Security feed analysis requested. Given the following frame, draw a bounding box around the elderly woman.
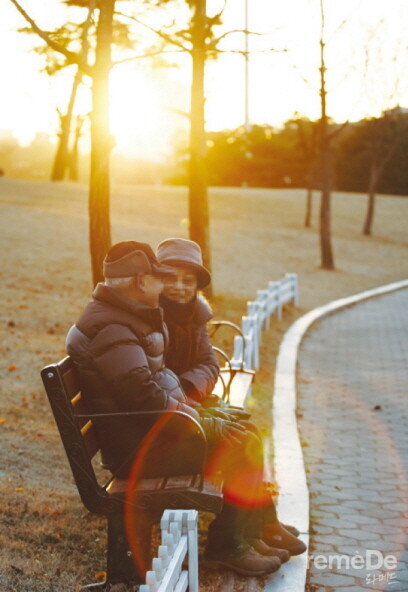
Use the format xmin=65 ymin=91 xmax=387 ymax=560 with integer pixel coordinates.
xmin=156 ymin=238 xmax=218 ymax=406
xmin=156 ymin=238 xmax=306 ymax=564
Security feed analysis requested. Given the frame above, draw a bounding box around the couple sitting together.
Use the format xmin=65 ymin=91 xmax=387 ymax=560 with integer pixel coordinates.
xmin=66 ymin=237 xmax=306 ymax=579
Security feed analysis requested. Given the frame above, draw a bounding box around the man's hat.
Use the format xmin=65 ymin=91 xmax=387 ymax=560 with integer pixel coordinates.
xmin=103 ymin=241 xmax=176 ymax=279
xmin=156 ymin=238 xmax=211 ymax=289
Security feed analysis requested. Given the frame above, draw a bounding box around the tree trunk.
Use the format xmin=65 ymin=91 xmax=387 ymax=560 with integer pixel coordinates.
xmin=319 ymin=118 xmax=334 ymax=269
xmin=69 ymin=115 xmax=84 ymax=181
xmin=304 ymin=170 xmax=313 ymax=227
xmin=363 ymin=165 xmax=377 ymax=236
xmin=318 ymin=5 xmax=334 ymax=270
xmin=51 ymin=68 xmax=82 ymax=181
xmin=89 ymin=0 xmax=114 ymax=285
xmin=189 ymin=0 xmax=212 ymax=295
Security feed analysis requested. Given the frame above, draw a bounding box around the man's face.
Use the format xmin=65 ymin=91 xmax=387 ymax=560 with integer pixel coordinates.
xmin=140 ymin=273 xmax=164 ymax=306
xmin=163 ymin=267 xmax=198 ymax=304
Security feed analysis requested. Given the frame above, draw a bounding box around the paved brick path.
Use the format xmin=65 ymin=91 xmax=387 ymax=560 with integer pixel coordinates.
xmin=297 ymin=289 xmax=408 ymax=592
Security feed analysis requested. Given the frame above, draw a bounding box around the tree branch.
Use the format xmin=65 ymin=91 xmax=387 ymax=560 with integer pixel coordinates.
xmin=213 ymin=28 xmax=265 ymax=45
xmin=8 ymin=0 xmax=92 ymax=75
xmin=112 ymin=48 xmax=184 ymax=66
xmin=114 ymin=11 xmax=190 ymax=53
xmin=165 ymin=107 xmax=190 ymax=120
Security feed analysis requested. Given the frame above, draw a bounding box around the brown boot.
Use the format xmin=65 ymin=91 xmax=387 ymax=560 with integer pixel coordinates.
xmin=282 ymin=523 xmax=300 ymax=537
xmin=204 ymin=542 xmax=281 ymax=576
xmin=247 ymin=538 xmax=290 ymax=563
xmin=263 ymin=522 xmax=307 ymax=556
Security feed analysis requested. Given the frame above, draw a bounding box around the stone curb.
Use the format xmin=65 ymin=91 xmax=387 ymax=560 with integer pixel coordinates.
xmin=264 ymin=278 xmax=408 ymax=592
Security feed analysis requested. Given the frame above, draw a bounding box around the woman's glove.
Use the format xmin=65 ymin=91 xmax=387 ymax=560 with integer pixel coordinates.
xmin=200 ymin=416 xmax=248 ymax=445
xmin=201 ymin=394 xmax=222 ymax=408
xmin=223 ymin=407 xmax=251 ymax=421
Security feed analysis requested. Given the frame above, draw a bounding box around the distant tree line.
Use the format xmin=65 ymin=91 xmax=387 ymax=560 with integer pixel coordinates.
xmin=170 ymin=110 xmax=408 ymax=197
xmin=0 ymin=131 xmax=172 ymax=184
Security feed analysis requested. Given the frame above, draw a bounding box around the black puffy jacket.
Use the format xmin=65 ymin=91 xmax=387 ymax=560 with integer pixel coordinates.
xmin=66 ymin=283 xmax=194 ymax=474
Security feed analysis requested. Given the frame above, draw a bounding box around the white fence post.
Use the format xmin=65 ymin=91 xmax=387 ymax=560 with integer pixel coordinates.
xmin=268 ymin=280 xmax=282 ymax=320
xmin=141 ymin=509 xmax=198 ymax=592
xmin=231 ymin=335 xmax=244 ymax=369
xmin=256 ymin=290 xmax=270 ymax=330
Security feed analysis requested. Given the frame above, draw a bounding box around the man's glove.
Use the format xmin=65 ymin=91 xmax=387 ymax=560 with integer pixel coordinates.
xmin=200 ymin=416 xmax=248 ymax=446
xmin=168 ymin=396 xmax=200 ymax=422
xmin=177 ymin=401 xmax=200 ymax=421
xmin=199 ymin=406 xmax=232 ymax=421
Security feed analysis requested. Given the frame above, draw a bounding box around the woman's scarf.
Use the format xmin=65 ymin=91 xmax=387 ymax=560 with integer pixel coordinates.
xmin=160 ymin=295 xmax=198 ymax=376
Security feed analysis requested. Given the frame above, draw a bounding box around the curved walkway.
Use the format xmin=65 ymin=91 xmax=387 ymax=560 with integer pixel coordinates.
xmin=297 ymin=288 xmax=408 ymax=591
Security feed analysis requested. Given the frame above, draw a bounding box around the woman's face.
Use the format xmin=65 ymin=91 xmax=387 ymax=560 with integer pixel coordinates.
xmin=163 ymin=267 xmax=198 ymax=304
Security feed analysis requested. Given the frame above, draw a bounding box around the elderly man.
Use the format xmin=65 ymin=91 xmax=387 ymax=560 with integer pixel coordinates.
xmin=66 ymin=240 xmax=283 ymax=579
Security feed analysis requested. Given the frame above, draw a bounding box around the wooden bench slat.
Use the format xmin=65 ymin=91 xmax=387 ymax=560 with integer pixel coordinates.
xmin=164 ymin=475 xmax=196 ymax=489
xmin=80 ymin=419 xmax=93 ymax=436
xmin=106 ymin=477 xmax=166 ymax=494
xmin=71 ymin=392 xmax=81 ymax=405
xmin=227 ymin=372 xmax=254 ymax=408
xmin=61 ymin=366 xmax=80 ymax=399
xmin=213 ymin=369 xmax=231 ymax=397
xmin=105 ymin=475 xmax=223 ymax=498
xmin=82 ymin=424 xmax=101 ymax=459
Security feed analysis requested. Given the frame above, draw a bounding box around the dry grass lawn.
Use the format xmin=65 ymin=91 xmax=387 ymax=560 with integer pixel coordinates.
xmin=0 ymin=179 xmax=407 ymax=591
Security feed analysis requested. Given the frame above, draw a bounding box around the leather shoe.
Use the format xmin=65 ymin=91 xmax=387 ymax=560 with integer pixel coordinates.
xmin=263 ymin=523 xmax=307 ymax=556
xmin=204 ymin=543 xmax=281 ymax=576
xmin=247 ymin=538 xmax=290 ymax=562
xmin=282 ymin=523 xmax=300 ymax=537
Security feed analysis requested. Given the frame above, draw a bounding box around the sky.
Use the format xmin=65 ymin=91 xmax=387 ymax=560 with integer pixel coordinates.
xmin=1 ymin=0 xmax=408 ymax=159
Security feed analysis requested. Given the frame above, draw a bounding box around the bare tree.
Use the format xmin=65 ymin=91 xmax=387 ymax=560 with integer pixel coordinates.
xmin=54 ymin=8 xmax=93 ymax=181
xmin=318 ymin=0 xmax=334 ymax=269
xmin=188 ymin=0 xmax=211 ymax=285
xmin=117 ymin=2 xmax=255 ymax=296
xmin=293 ymin=117 xmax=319 ymax=227
xmin=68 ymin=114 xmax=86 ymax=181
xmin=10 ymin=0 xmax=115 ymax=284
xmin=362 ymin=109 xmax=405 ymax=235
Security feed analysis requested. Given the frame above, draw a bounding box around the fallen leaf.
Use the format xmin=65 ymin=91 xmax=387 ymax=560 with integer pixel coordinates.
xmin=50 ymin=509 xmax=63 ymax=517
xmin=19 ymin=305 xmax=28 ymax=309
xmin=8 ymin=365 xmax=17 ymax=372
xmin=36 ymin=433 xmax=44 ymax=438
xmin=373 ymin=404 xmax=382 ymax=411
xmin=94 ymin=571 xmax=107 ymax=582
xmin=15 ymin=487 xmax=23 ymax=492
xmin=21 ymin=397 xmax=27 ymax=402
xmin=0 ymin=419 xmax=6 ymax=425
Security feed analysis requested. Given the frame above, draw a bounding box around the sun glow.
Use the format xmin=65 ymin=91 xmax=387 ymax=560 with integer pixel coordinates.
xmin=108 ymin=68 xmax=179 ymax=160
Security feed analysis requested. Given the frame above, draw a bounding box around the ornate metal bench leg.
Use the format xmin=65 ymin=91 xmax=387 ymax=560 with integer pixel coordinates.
xmin=107 ymin=511 xmax=151 ymax=586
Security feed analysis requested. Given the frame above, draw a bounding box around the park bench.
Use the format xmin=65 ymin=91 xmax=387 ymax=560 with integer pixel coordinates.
xmin=40 ymin=273 xmax=298 ymax=590
xmin=41 ymin=358 xmax=223 ymax=590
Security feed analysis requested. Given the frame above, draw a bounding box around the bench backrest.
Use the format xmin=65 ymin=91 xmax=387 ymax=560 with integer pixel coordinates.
xmin=41 ymin=357 xmax=109 ymax=514
xmin=41 ymin=357 xmax=210 ymax=516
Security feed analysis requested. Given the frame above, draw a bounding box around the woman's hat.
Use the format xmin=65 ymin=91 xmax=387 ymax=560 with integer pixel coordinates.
xmin=156 ymin=238 xmax=211 ymax=289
